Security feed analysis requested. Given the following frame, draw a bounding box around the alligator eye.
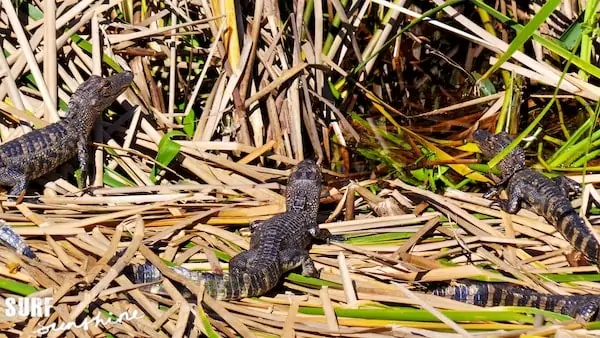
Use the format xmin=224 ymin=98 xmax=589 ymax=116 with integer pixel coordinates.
xmin=100 ymin=82 xmax=113 ymax=97
xmin=102 ymin=82 xmax=112 ymax=90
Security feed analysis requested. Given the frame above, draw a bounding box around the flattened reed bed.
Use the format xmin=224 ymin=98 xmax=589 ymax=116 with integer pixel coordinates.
xmin=1 ymin=178 xmax=600 ymax=336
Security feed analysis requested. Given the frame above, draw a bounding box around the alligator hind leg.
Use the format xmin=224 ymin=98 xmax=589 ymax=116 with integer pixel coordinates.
xmin=228 ymin=250 xmax=256 ymax=274
xmin=279 ymin=249 xmax=319 ymax=278
xmin=554 ymin=176 xmax=582 ymax=197
xmin=77 ymin=136 xmax=90 ymax=189
xmin=0 ymin=168 xmax=29 ymax=199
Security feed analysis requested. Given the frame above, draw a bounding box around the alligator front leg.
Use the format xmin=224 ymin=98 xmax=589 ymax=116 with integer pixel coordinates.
xmin=8 ymin=177 xmax=28 ymax=197
xmin=77 ymin=136 xmax=90 ymax=189
xmin=0 ymin=168 xmax=29 ymax=198
xmin=492 ymin=181 xmax=526 ymax=214
xmin=482 ymin=172 xmax=513 ymax=199
xmin=308 ymin=223 xmax=344 ymax=242
xmin=0 ymin=224 xmax=36 ymax=258
xmin=483 ymin=186 xmax=501 ymax=199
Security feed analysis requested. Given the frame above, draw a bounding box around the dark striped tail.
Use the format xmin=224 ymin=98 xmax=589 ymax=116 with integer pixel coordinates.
xmin=129 ymin=264 xmax=275 ymax=300
xmin=429 ymin=281 xmax=600 ymax=322
xmin=0 ymin=222 xmax=36 ymax=259
xmin=430 ymin=282 xmax=555 ymax=309
xmin=556 ymin=211 xmax=600 ymax=264
xmin=171 ymin=265 xmax=278 ymax=300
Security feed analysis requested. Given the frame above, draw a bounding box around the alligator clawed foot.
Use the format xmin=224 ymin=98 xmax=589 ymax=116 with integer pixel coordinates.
xmin=327 ymin=234 xmax=345 ymax=243
xmin=6 ymin=194 xmax=41 ymax=205
xmin=489 ymin=199 xmax=503 ymax=209
xmin=80 ymin=185 xmax=102 ymax=196
xmin=482 ymin=186 xmax=500 ymax=200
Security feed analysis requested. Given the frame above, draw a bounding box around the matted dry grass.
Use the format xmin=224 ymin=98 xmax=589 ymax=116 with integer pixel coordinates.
xmin=2 ymin=175 xmax=600 ymax=336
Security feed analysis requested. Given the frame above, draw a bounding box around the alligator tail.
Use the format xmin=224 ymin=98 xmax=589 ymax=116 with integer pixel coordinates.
xmin=130 ymin=264 xmax=275 ymax=300
xmin=430 ymin=282 xmax=557 ymax=309
xmin=556 ymin=210 xmax=600 ymax=264
xmin=0 ymin=221 xmax=36 ymax=259
xmin=429 ymin=281 xmax=600 ymax=321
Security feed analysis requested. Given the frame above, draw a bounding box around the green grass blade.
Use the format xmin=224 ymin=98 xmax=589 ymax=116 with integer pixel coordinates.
xmin=545 ymin=117 xmax=593 ymax=165
xmin=299 ymin=306 xmax=537 ymax=323
xmin=0 ymin=277 xmax=38 ymax=296
xmin=471 ymin=0 xmax=600 ymax=78
xmin=103 ymin=167 xmax=136 ymax=187
xmin=197 ymin=304 xmax=220 ymax=338
xmin=559 ymin=11 xmax=585 ymax=50
xmin=286 ymin=273 xmax=342 ymax=288
xmin=479 ymin=0 xmax=562 ymax=81
xmin=540 ymin=273 xmax=600 ymax=283
xmin=181 ymin=104 xmax=196 ymax=137
xmin=578 ymin=0 xmax=600 ymax=81
xmin=150 ymin=131 xmax=186 ymax=183
xmin=70 ymin=34 xmax=123 ymax=72
xmin=344 ymin=232 xmax=414 ymax=245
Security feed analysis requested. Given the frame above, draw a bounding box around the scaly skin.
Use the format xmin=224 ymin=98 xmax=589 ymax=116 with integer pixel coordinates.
xmin=0 ymin=220 xmax=36 ymax=259
xmin=429 ymin=281 xmax=600 ymax=322
xmin=473 ymin=129 xmax=600 ymax=264
xmin=0 ymin=71 xmax=133 ymax=196
xmin=132 ymin=159 xmax=338 ymax=300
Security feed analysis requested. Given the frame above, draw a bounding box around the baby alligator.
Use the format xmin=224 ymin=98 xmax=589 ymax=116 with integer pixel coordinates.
xmin=132 ymin=159 xmax=339 ymax=300
xmin=473 ymin=129 xmax=600 ymax=264
xmin=0 ymin=71 xmax=132 ymax=196
xmin=0 ymin=72 xmax=132 ymax=259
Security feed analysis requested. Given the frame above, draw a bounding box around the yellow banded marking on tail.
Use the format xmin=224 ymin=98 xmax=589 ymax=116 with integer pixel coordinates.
xmin=539 ymin=295 xmax=548 ymax=311
xmin=554 ymin=299 xmax=567 ymax=313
